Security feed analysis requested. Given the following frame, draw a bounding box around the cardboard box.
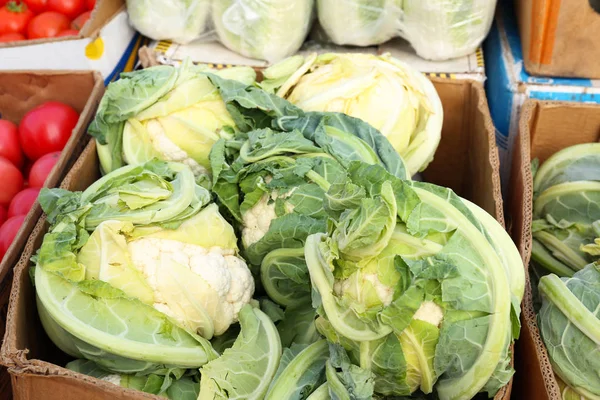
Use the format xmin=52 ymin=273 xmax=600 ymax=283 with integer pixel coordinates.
xmin=0 ymin=0 xmax=142 ymax=84
xmin=138 ymin=38 xmax=486 ymax=82
xmin=508 ymin=99 xmax=600 ymax=400
xmin=516 ymin=0 xmax=600 ymax=79
xmin=0 ymin=70 xmax=104 ymax=400
xmin=484 ymin=2 xmax=600 ymax=192
xmin=1 ymin=79 xmax=509 ymax=400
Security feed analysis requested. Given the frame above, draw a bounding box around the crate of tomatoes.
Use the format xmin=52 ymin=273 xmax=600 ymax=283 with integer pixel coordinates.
xmin=0 ymin=70 xmax=103 ymax=400
xmin=0 ymin=0 xmax=139 ymax=83
xmin=0 ymin=0 xmax=95 ymax=42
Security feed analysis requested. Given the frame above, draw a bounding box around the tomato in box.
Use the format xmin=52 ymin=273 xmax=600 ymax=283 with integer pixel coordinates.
xmin=0 ymin=1 xmax=33 ymax=36
xmin=18 ymin=101 xmax=79 ymax=160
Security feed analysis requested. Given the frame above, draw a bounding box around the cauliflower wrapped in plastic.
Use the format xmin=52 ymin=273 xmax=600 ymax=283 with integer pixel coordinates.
xmin=125 ymin=0 xmax=211 ymax=44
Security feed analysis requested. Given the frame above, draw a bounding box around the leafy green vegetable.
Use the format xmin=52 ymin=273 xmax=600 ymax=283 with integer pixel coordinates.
xmin=260 ymin=53 xmax=443 ymax=175
xmin=34 ymin=161 xmax=255 ymax=375
xmin=304 ymin=162 xmax=524 ymax=399
xmin=265 ymin=340 xmax=329 ymax=400
xmin=89 ymin=60 xmax=256 ymax=175
xmin=538 ymin=263 xmax=600 ymax=400
xmin=212 ymin=0 xmax=314 ymax=63
xmin=199 ymin=305 xmax=282 ymax=400
xmin=531 ymin=144 xmax=600 ymax=276
xmin=66 ymin=359 xmax=200 ymax=399
xmin=208 ymin=75 xmax=410 ymax=280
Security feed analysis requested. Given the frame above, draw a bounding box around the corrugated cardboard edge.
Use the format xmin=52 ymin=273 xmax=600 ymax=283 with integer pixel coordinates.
xmin=468 ymin=79 xmax=504 ymax=229
xmin=509 ymin=99 xmax=562 ymax=400
xmin=1 ymin=80 xmax=512 ymax=400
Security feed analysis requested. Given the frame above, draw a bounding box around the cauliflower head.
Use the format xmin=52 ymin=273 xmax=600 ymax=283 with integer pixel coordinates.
xmin=242 ymin=185 xmax=296 ymax=248
xmin=123 ymin=119 xmax=208 ymax=177
xmin=128 ymin=237 xmax=254 ymax=338
xmin=77 ymin=204 xmax=254 ymax=340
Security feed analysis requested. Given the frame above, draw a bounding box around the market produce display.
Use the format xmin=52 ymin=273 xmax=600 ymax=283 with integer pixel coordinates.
xmin=0 ymin=0 xmax=95 ymax=41
xmin=25 ymin=72 xmax=526 ymax=400
xmin=261 ymin=53 xmax=443 ymax=175
xmin=88 ymin=60 xmax=256 ymax=176
xmin=530 ymin=143 xmax=600 ymax=277
xmin=0 ymin=101 xmax=80 ymax=262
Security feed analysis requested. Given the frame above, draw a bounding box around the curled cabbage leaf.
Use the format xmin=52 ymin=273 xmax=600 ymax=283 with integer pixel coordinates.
xmin=531 ymin=143 xmax=600 ymax=277
xmin=212 ymin=0 xmax=315 ymax=63
xmin=538 ymin=263 xmax=600 ymax=399
xmin=125 ymin=0 xmax=211 ymax=44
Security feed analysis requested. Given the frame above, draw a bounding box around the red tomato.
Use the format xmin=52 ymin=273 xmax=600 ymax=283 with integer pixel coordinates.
xmin=7 ymin=188 xmax=39 ymax=218
xmin=56 ymin=28 xmax=78 ymax=36
xmin=28 ymin=152 xmax=60 ymax=188
xmin=26 ymin=11 xmax=70 ymax=39
xmin=70 ymin=10 xmax=89 ymax=30
xmin=0 ymin=157 xmax=23 ymax=206
xmin=85 ymin=0 xmax=93 ymax=10
xmin=0 ymin=215 xmax=25 ymax=260
xmin=23 ymin=0 xmax=47 ymax=13
xmin=47 ymin=0 xmax=83 ymax=19
xmin=0 ymin=1 xmax=34 ymax=35
xmin=18 ymin=101 xmax=79 ymax=160
xmin=0 ymin=206 xmax=6 ymax=227
xmin=0 ymin=32 xmax=25 ymax=42
xmin=0 ymin=120 xmax=24 ymax=169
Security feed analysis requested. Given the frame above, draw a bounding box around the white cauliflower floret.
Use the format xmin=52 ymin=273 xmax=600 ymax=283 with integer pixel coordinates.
xmin=413 ymin=300 xmax=444 ymax=327
xmin=241 ymin=185 xmax=296 ymax=248
xmin=146 ymin=120 xmax=208 ymax=177
xmin=335 ymin=273 xmax=394 ymax=306
xmin=101 ymin=374 xmax=122 ymax=386
xmin=128 ymin=237 xmax=254 ymax=337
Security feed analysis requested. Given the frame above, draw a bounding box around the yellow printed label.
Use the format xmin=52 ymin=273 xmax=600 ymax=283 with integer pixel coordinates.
xmin=85 ymin=37 xmax=105 ymax=60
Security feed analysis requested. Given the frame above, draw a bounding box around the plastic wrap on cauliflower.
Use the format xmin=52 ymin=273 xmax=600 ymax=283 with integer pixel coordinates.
xmin=316 ymin=0 xmax=401 ymax=47
xmin=212 ymin=0 xmax=315 ymax=63
xmin=125 ymin=0 xmax=211 ymax=44
xmin=316 ymin=0 xmax=497 ymax=61
xmin=399 ymin=0 xmax=497 ymax=60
